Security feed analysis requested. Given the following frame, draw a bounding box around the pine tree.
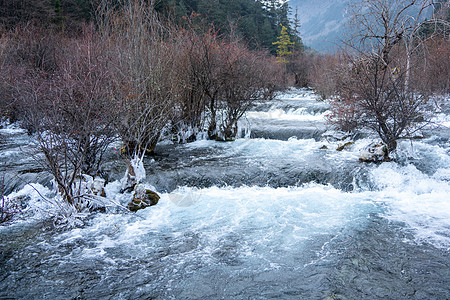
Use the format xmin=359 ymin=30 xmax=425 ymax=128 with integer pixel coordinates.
xmin=53 ymin=0 xmax=63 ymax=24
xmin=291 ymin=6 xmax=304 ymax=50
xmin=273 ymin=24 xmax=294 ymax=63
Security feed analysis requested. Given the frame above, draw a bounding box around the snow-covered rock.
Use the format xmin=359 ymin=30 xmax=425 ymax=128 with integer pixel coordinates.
xmin=72 ymin=174 xmax=94 ymax=196
xmin=92 ymin=177 xmax=106 ymax=197
xmin=359 ymin=142 xmax=389 ymax=162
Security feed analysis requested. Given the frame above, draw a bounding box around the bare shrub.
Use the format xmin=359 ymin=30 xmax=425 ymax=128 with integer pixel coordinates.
xmin=10 ymin=25 xmax=118 ymax=205
xmin=171 ymin=33 xmax=209 ymax=142
xmin=217 ymin=42 xmax=283 ymax=140
xmin=0 ymin=26 xmax=61 ymax=126
xmin=286 ymin=51 xmax=313 ymax=88
xmin=170 ymin=27 xmax=223 ymax=142
xmin=413 ymin=37 xmax=450 ymax=94
xmin=309 ymin=54 xmax=343 ymax=100
xmin=0 ymin=33 xmax=14 ymax=122
xmin=330 ymin=0 xmax=437 ymax=155
xmin=172 ymin=24 xmax=285 ymax=142
xmin=100 ymin=0 xmax=178 ymax=157
xmin=0 ymin=174 xmax=20 ymax=224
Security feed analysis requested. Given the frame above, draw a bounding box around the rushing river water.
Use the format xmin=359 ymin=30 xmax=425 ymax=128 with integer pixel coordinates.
xmin=1 ymin=89 xmax=449 ymax=299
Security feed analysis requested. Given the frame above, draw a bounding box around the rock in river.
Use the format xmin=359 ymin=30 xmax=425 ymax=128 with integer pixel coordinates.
xmin=127 ymin=184 xmax=160 ymax=212
xmin=359 ymin=142 xmax=390 ymax=162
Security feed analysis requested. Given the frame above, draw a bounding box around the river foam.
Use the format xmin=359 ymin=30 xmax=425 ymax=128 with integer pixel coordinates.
xmin=1 ymin=88 xmax=449 ymax=299
xmin=370 ymin=163 xmax=450 ymax=249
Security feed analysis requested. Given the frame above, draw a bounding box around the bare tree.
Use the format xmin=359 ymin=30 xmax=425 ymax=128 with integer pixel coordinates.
xmin=100 ymin=0 xmax=177 ymax=158
xmin=331 ymin=0 xmax=438 ymax=155
xmin=10 ymin=25 xmax=118 ymax=205
xmin=94 ymin=0 xmax=181 ymax=191
xmin=217 ymin=42 xmax=284 ymax=140
xmin=171 ymin=22 xmax=285 ymax=142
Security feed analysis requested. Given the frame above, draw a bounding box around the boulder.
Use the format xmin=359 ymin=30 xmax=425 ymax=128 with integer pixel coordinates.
xmin=127 ymin=184 xmax=160 ymax=212
xmin=359 ymin=142 xmax=390 ymax=162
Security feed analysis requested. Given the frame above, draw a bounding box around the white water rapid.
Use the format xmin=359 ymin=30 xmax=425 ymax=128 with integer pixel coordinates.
xmin=1 ymin=88 xmax=449 ymax=299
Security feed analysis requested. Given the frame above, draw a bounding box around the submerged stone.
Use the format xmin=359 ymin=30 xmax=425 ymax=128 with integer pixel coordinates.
xmin=322 ymin=130 xmax=352 ymax=142
xmin=214 ymin=136 xmax=235 ymax=142
xmin=336 ymin=141 xmax=355 ymax=151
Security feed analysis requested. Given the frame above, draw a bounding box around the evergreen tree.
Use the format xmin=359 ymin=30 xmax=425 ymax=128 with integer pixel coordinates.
xmin=277 ymin=2 xmax=291 ymax=28
xmin=273 ymin=24 xmax=294 ymax=63
xmin=291 ymin=6 xmax=304 ymax=50
xmin=53 ymin=0 xmax=63 ymax=24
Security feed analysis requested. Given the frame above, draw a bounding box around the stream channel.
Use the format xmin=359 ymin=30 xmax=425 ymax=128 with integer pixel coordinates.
xmin=1 ymin=88 xmax=449 ymax=299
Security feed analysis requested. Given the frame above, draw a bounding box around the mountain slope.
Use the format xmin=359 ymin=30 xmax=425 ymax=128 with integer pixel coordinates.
xmin=289 ymin=0 xmax=435 ymax=53
xmin=289 ymin=0 xmax=348 ymax=52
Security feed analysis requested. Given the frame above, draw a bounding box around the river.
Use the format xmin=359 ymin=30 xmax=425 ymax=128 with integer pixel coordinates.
xmin=1 ymin=88 xmax=449 ymax=299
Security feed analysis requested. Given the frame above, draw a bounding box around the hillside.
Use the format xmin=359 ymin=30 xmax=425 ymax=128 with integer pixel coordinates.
xmin=0 ymin=0 xmax=299 ymax=53
xmin=288 ymin=0 xmax=349 ymax=52
xmin=288 ymin=0 xmax=436 ymax=52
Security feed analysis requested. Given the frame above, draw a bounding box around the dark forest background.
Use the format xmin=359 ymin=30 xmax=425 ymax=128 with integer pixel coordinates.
xmin=0 ymin=0 xmax=303 ymax=53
